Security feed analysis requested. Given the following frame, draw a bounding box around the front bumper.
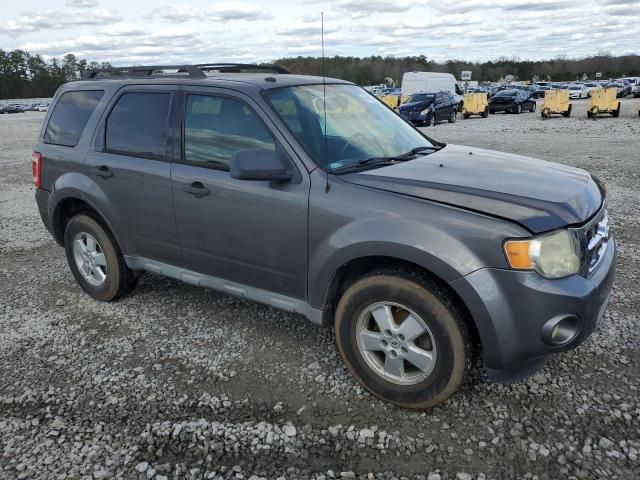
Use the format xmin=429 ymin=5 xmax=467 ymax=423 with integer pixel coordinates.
xmin=489 ymin=101 xmax=515 ymax=111
xmin=399 ymin=111 xmax=432 ymax=124
xmin=450 ymin=236 xmax=616 ymax=374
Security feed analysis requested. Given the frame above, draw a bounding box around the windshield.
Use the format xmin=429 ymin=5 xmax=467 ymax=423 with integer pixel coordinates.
xmin=408 ymin=93 xmax=436 ymax=103
xmin=265 ymin=84 xmax=435 ymax=172
xmin=569 ymin=85 xmax=581 ymax=89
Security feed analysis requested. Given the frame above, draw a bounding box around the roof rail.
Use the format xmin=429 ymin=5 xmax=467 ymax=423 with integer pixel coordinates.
xmin=82 ymin=63 xmax=290 ymax=80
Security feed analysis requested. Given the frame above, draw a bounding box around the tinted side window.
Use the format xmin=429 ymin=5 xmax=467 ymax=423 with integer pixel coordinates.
xmin=44 ymin=90 xmax=104 ymax=147
xmin=106 ymin=92 xmax=170 ymax=158
xmin=184 ymin=95 xmax=275 ymax=169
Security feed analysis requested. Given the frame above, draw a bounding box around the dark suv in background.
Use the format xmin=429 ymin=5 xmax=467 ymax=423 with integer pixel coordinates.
xmin=489 ymin=89 xmax=537 ymax=114
xmin=396 ymin=91 xmax=458 ymax=125
xmin=34 ymin=64 xmax=615 ymax=408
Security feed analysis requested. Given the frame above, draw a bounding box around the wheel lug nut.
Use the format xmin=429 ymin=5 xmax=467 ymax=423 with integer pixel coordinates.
xmin=389 ymin=350 xmax=397 ymax=358
xmin=384 ymin=329 xmax=392 ymax=338
xmin=400 ymin=346 xmax=408 ymax=355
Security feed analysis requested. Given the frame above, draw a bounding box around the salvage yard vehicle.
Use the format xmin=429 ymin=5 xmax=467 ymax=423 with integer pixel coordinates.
xmin=587 ymin=87 xmax=621 ymax=119
xmin=488 ymin=89 xmax=536 ymax=114
xmin=401 ymin=72 xmax=463 ymax=110
xmin=0 ymin=105 xmax=25 ymax=114
xmin=461 ymin=92 xmax=489 ymax=119
xmin=541 ymin=89 xmax=572 ymax=119
xmin=34 ymin=64 xmax=616 ymax=408
xmin=396 ymin=91 xmax=458 ymax=125
xmin=567 ymin=84 xmax=590 ymax=99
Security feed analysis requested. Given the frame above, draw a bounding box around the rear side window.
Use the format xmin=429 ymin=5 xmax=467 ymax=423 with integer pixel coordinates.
xmin=44 ymin=90 xmax=104 ymax=147
xmin=105 ymin=92 xmax=170 ymax=158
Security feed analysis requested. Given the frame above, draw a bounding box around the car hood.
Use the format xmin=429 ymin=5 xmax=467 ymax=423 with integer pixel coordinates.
xmin=341 ymin=144 xmax=602 ymax=233
xmin=399 ymin=100 xmax=433 ymax=111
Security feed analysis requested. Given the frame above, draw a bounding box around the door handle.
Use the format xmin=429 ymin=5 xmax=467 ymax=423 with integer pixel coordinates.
xmin=181 ymin=181 xmax=211 ymax=198
xmin=91 ymin=165 xmax=113 ymax=178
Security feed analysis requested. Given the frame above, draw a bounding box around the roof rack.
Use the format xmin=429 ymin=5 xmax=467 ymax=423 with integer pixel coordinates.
xmin=82 ymin=63 xmax=290 ymax=80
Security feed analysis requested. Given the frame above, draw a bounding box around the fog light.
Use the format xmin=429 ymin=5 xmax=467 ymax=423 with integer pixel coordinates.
xmin=541 ymin=315 xmax=581 ymax=346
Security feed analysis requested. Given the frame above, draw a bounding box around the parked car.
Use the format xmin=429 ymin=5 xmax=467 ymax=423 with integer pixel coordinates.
xmin=605 ymin=82 xmax=627 ymax=98
xmin=0 ymin=105 xmax=25 ymax=114
xmin=567 ymin=84 xmax=590 ymax=99
xmin=33 ymin=63 xmax=615 ymax=408
xmin=488 ymin=89 xmax=537 ymax=113
xmin=397 ymin=91 xmax=459 ymax=126
xmin=523 ymin=85 xmax=545 ymax=99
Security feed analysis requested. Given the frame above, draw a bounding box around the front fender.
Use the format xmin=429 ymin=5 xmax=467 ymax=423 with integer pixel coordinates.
xmin=308 ymin=216 xmax=487 ymax=310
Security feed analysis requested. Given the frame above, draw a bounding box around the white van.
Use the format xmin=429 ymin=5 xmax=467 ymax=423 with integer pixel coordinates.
xmin=401 ymin=72 xmax=463 ymax=108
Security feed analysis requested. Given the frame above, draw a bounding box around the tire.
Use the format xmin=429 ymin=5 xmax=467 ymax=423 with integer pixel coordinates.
xmin=481 ymin=107 xmax=489 ymax=118
xmin=530 ymin=102 xmax=536 ymax=112
xmin=64 ymin=214 xmax=138 ymax=301
xmin=463 ymin=113 xmax=470 ymax=120
xmin=334 ymin=270 xmax=471 ymax=408
xmin=612 ymin=102 xmax=620 ymax=117
xmin=448 ymin=110 xmax=457 ymax=123
xmin=489 ymin=109 xmax=495 ymax=114
xmin=514 ymin=104 xmax=522 ymax=114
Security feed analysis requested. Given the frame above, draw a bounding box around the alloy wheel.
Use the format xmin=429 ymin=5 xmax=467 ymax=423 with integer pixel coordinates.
xmin=355 ymin=302 xmax=437 ymax=385
xmin=72 ymin=232 xmax=107 ymax=286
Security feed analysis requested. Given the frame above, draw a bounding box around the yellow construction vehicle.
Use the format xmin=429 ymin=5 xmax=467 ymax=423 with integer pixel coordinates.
xmin=540 ymin=90 xmax=572 ymax=119
xmin=461 ymin=93 xmax=489 ymax=119
xmin=587 ymin=88 xmax=621 ymax=119
xmin=378 ymin=95 xmax=401 ymax=109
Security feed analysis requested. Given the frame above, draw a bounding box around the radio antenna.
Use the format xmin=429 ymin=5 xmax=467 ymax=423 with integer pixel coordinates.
xmin=321 ymin=11 xmax=330 ymax=192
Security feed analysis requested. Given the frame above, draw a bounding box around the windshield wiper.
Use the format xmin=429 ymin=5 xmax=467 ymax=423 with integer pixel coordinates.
xmin=329 ymin=145 xmax=443 ymax=174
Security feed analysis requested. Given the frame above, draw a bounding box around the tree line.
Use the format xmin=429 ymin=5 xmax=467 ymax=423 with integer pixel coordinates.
xmin=2 ymin=49 xmax=639 ymax=99
xmin=0 ymin=50 xmax=110 ymax=100
xmin=276 ymin=53 xmax=640 ymax=86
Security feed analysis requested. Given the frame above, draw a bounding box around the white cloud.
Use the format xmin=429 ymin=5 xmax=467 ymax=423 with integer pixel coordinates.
xmin=101 ymin=22 xmax=147 ymax=36
xmin=152 ymin=2 xmax=270 ymax=22
xmin=0 ymin=9 xmax=121 ymax=34
xmin=66 ymin=0 xmax=98 ymax=7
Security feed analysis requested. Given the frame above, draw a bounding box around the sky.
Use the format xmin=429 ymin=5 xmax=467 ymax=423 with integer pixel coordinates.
xmin=0 ymin=0 xmax=639 ymax=65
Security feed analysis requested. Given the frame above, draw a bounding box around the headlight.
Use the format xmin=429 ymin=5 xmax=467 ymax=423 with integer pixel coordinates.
xmin=420 ymin=107 xmax=431 ymax=115
xmin=504 ymin=230 xmax=582 ymax=279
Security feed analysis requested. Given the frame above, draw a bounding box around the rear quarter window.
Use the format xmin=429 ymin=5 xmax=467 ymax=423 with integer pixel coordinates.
xmin=44 ymin=90 xmax=104 ymax=147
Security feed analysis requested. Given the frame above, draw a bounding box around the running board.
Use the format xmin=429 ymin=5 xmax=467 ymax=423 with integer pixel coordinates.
xmin=124 ymin=256 xmax=323 ymax=325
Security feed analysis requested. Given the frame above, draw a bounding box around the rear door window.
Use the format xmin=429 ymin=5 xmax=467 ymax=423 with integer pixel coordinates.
xmin=44 ymin=90 xmax=104 ymax=147
xmin=105 ymin=92 xmax=171 ymax=159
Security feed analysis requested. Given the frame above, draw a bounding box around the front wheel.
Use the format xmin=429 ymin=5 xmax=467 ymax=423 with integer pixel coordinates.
xmin=448 ymin=110 xmax=457 ymax=123
xmin=334 ymin=271 xmax=471 ymax=408
xmin=530 ymin=102 xmax=536 ymax=112
xmin=514 ymin=104 xmax=522 ymax=114
xmin=64 ymin=214 xmax=138 ymax=301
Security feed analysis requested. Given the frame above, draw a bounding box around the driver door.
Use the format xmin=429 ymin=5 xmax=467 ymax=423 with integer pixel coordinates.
xmin=170 ymin=88 xmax=310 ymax=299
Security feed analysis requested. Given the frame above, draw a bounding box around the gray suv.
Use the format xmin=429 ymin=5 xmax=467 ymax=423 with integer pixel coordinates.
xmin=34 ymin=64 xmax=615 ymax=408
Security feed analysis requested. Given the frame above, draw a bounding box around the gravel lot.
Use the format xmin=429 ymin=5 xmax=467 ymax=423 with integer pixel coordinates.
xmin=1 ymin=98 xmax=639 ymax=480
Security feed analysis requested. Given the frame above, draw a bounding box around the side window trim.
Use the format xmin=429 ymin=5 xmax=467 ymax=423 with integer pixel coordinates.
xmin=177 ymin=91 xmax=277 ymax=172
xmin=101 ymin=88 xmax=175 ymax=162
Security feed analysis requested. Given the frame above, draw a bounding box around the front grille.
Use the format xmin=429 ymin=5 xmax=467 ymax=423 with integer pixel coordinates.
xmin=576 ymin=205 xmax=610 ymax=277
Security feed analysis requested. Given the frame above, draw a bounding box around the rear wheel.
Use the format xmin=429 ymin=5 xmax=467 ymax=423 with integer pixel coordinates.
xmin=612 ymin=102 xmax=621 ymax=117
xmin=64 ymin=214 xmax=138 ymax=301
xmin=334 ymin=270 xmax=471 ymax=408
xmin=481 ymin=107 xmax=489 ymax=118
xmin=514 ymin=104 xmax=522 ymax=114
xmin=530 ymin=102 xmax=537 ymax=112
xmin=448 ymin=110 xmax=457 ymax=123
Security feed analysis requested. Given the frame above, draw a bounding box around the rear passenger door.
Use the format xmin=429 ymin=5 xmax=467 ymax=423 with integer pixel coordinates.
xmin=85 ymin=85 xmax=181 ymax=265
xmin=170 ymin=88 xmax=309 ymax=300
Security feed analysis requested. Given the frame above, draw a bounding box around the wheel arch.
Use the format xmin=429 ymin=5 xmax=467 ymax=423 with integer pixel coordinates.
xmin=52 ymin=194 xmax=124 ymax=255
xmin=316 ymin=254 xmax=482 ymax=354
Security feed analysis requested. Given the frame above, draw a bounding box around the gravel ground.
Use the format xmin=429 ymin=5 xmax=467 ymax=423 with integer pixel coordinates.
xmin=1 ymin=98 xmax=639 ymax=480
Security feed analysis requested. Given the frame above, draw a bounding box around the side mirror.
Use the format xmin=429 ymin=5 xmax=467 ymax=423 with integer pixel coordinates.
xmin=230 ymin=148 xmax=293 ymax=182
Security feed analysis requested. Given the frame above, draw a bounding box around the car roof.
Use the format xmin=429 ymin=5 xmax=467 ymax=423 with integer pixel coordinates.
xmin=62 ymin=73 xmax=353 ymax=92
